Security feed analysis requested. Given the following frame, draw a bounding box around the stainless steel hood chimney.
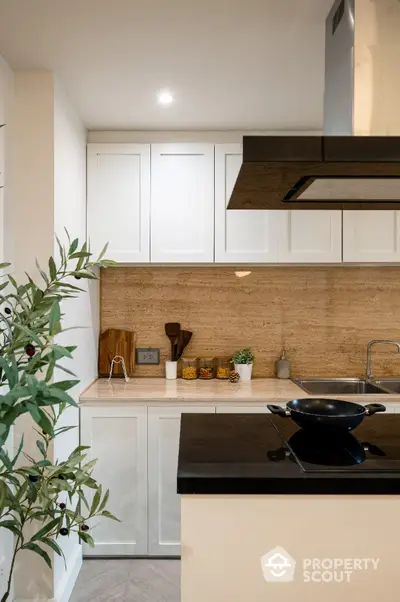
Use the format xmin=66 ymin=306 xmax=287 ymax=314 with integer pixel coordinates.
xmin=227 ymin=0 xmax=400 ymax=211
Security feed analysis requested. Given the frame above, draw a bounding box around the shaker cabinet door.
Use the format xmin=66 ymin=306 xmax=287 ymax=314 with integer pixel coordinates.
xmin=80 ymin=405 xmax=148 ymax=556
xmin=151 ymin=144 xmax=215 ymax=262
xmin=215 ymin=144 xmax=280 ymax=263
xmin=147 ymin=406 xmax=215 ymax=556
xmin=343 ymin=211 xmax=400 ymax=262
xmin=87 ymin=143 xmax=150 ymax=262
xmin=279 ymin=210 xmax=342 ymax=263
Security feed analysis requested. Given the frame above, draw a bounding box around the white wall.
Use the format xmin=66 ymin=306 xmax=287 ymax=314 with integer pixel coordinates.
xmin=0 ymin=52 xmax=14 ymax=602
xmin=10 ymin=71 xmax=96 ymax=602
xmin=53 ymin=78 xmax=96 ymax=602
xmin=0 ymin=55 xmax=14 ymax=264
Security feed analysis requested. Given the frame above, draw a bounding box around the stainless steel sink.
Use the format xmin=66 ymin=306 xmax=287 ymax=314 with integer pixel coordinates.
xmin=373 ymin=379 xmax=400 ymax=394
xmin=292 ymin=378 xmax=388 ymax=395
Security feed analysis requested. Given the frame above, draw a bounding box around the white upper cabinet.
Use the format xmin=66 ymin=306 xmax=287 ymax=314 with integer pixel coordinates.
xmin=278 ymin=210 xmax=342 ymax=263
xmin=151 ymin=144 xmax=214 ymax=263
xmin=343 ymin=211 xmax=400 ymax=262
xmin=87 ymin=143 xmax=150 ymax=262
xmin=215 ymin=144 xmax=280 ymax=263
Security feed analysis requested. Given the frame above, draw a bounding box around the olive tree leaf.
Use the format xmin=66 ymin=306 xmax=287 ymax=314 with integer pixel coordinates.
xmin=35 ymin=258 xmax=49 ymax=286
xmin=0 ymin=520 xmax=21 ymax=537
xmin=97 ymin=242 xmax=109 ymax=262
xmin=98 ymin=488 xmax=110 ymax=513
xmin=69 ymin=238 xmax=79 ymax=255
xmin=49 ymin=301 xmax=61 ymax=336
xmin=37 ymin=409 xmax=54 ymax=436
xmin=31 ymin=517 xmax=61 ymax=542
xmin=52 ymin=380 xmax=79 ymax=391
xmin=48 ymin=256 xmax=57 ymax=281
xmin=101 ymin=510 xmax=120 ymax=522
xmin=49 ymin=345 xmax=72 ymax=360
xmin=36 ymin=439 xmax=46 ymax=457
xmin=78 ymin=531 xmax=94 ymax=547
xmin=91 ymin=485 xmax=102 ymax=514
xmin=13 ymin=323 xmax=43 ymax=347
xmin=46 ymin=387 xmax=77 ymax=407
xmin=22 ymin=543 xmax=52 ymax=569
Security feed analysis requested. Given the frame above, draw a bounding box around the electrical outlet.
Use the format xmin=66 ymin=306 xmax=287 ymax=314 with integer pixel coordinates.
xmin=136 ymin=348 xmax=160 ymax=365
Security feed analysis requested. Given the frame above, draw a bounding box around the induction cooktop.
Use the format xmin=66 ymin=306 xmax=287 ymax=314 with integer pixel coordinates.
xmin=270 ymin=415 xmax=400 ymax=473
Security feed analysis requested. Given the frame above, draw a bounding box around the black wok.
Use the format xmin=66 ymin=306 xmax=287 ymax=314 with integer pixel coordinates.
xmin=267 ymin=398 xmax=386 ymax=433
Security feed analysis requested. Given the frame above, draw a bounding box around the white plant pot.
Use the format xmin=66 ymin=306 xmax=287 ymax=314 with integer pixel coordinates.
xmin=234 ymin=363 xmax=253 ymax=382
xmin=165 ymin=360 xmax=178 ymax=380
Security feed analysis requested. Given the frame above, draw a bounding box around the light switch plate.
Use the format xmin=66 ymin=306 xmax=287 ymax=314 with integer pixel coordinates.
xmin=136 ymin=348 xmax=160 ymax=365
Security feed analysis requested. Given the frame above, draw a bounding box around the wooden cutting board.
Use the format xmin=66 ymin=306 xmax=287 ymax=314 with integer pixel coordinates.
xmin=98 ymin=328 xmax=136 ymax=378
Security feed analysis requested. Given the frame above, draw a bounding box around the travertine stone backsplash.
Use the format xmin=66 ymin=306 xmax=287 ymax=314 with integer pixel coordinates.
xmin=101 ymin=267 xmax=400 ymax=378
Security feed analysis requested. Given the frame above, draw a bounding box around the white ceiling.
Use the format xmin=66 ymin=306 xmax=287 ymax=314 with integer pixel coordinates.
xmin=0 ymin=0 xmax=333 ymax=130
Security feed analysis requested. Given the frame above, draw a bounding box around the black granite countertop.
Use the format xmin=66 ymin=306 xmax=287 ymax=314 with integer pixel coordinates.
xmin=177 ymin=413 xmax=400 ymax=494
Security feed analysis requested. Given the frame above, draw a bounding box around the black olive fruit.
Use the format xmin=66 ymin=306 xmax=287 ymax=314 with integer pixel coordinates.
xmin=59 ymin=503 xmax=66 ymax=510
xmin=25 ymin=343 xmax=35 ymax=357
xmin=81 ymin=524 xmax=89 ymax=532
xmin=59 ymin=528 xmax=69 ymax=536
xmin=4 ymin=307 xmax=11 ymax=315
xmin=28 ymin=475 xmax=39 ymax=483
xmin=74 ymin=275 xmax=82 ymax=280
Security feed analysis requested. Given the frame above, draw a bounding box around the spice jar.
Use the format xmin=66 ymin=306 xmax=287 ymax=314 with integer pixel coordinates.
xmin=215 ymin=357 xmax=231 ymax=380
xmin=198 ymin=357 xmax=214 ymax=379
xmin=181 ymin=358 xmax=198 ymax=380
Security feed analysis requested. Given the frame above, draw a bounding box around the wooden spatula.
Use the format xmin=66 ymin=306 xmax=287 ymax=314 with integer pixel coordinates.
xmin=177 ymin=330 xmax=193 ymax=360
xmin=165 ymin=323 xmax=181 ymax=361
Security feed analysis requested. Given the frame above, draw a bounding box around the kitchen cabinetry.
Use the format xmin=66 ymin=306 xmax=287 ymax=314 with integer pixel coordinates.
xmin=151 ymin=144 xmax=215 ymax=262
xmin=215 ymin=144 xmax=280 ymax=263
xmin=87 ymin=143 xmax=150 ymax=262
xmin=343 ymin=211 xmax=400 ymax=262
xmin=147 ymin=406 xmax=215 ymax=556
xmin=87 ymin=141 xmax=400 ymax=265
xmin=279 ymin=210 xmax=342 ymax=263
xmin=80 ymin=406 xmax=148 ymax=556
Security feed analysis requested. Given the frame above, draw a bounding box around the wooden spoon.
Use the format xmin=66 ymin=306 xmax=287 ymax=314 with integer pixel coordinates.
xmin=165 ymin=323 xmax=181 ymax=361
xmin=177 ymin=330 xmax=193 ymax=360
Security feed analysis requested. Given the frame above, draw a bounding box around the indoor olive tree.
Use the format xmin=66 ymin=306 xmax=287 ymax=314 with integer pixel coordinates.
xmin=0 ymin=234 xmax=118 ymax=602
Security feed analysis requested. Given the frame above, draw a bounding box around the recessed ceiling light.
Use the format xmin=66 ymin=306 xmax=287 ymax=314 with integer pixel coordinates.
xmin=158 ymin=89 xmax=174 ymax=105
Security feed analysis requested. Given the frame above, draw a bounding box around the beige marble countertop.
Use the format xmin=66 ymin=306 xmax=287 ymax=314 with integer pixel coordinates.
xmin=80 ymin=378 xmax=400 ymax=407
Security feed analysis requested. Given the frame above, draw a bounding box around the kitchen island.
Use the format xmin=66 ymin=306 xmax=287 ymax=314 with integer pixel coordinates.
xmin=178 ymin=413 xmax=400 ymax=602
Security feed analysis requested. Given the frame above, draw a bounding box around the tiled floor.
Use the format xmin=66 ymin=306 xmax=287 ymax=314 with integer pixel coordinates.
xmin=70 ymin=559 xmax=180 ymax=602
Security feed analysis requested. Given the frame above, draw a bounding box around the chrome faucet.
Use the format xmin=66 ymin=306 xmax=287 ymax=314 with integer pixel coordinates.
xmin=366 ymin=340 xmax=400 ymax=380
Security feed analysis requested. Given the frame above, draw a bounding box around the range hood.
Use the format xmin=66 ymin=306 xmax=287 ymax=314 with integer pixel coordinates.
xmin=228 ymin=0 xmax=400 ymax=211
xmin=227 ymin=135 xmax=400 ymax=210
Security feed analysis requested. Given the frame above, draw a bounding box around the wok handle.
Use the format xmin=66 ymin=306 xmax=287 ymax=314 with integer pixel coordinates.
xmin=364 ymin=403 xmax=386 ymax=416
xmin=267 ymin=404 xmax=290 ymax=417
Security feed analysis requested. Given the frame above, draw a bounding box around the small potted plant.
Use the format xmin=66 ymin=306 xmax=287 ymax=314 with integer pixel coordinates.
xmin=231 ymin=348 xmax=255 ymax=382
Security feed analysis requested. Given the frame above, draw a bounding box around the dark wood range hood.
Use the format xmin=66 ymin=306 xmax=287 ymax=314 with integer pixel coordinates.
xmin=227 ymin=136 xmax=400 ymax=210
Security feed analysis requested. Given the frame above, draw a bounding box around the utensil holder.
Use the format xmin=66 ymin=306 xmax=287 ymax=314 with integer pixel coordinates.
xmin=165 ymin=360 xmax=178 ymax=380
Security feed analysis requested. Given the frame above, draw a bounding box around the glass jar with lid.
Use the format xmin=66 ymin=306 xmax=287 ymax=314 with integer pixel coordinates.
xmin=181 ymin=358 xmax=198 ymax=380
xmin=215 ymin=357 xmax=231 ymax=380
xmin=198 ymin=357 xmax=214 ymax=379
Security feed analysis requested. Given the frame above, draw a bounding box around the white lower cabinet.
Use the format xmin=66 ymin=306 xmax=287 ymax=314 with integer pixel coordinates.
xmin=81 ymin=404 xmax=215 ymax=557
xmin=80 ymin=406 xmax=148 ymax=556
xmin=147 ymin=406 xmax=215 ymax=556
